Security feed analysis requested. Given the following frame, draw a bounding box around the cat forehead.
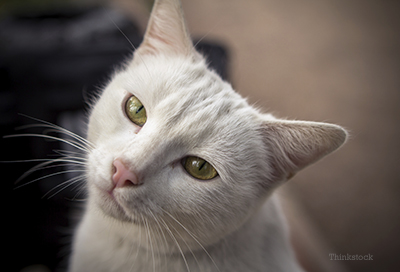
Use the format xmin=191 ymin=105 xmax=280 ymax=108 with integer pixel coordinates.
xmin=112 ymin=54 xmax=262 ymax=148
xmin=123 ymin=54 xmax=229 ymax=100
xmin=122 ymin=55 xmax=256 ymax=124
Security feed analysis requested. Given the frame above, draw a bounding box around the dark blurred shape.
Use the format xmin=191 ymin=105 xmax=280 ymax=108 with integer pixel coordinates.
xmin=1 ymin=5 xmax=229 ymax=271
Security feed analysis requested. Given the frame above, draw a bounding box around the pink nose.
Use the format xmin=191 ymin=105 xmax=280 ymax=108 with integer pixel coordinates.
xmin=112 ymin=159 xmax=139 ymax=187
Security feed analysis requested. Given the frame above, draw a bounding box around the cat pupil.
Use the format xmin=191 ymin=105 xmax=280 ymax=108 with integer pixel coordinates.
xmin=136 ymin=105 xmax=144 ymax=114
xmin=125 ymin=95 xmax=147 ymax=127
xmin=183 ymin=156 xmax=218 ymax=180
xmin=198 ymin=161 xmax=206 ymax=171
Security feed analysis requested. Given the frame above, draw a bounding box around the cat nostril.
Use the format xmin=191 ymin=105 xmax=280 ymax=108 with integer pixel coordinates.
xmin=112 ymin=159 xmax=140 ymax=187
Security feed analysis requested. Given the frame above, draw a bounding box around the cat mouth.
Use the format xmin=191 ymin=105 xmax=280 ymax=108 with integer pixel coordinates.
xmin=95 ymin=185 xmax=134 ymax=221
xmin=94 ymin=185 xmax=146 ymax=224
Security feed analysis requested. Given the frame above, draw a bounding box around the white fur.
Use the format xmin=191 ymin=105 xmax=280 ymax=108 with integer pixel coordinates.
xmin=69 ymin=0 xmax=346 ymax=271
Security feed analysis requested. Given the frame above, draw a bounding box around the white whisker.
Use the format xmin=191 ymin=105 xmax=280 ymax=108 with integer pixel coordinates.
xmin=129 ymin=217 xmax=143 ymax=272
xmin=15 ymin=158 xmax=86 ymax=185
xmin=43 ymin=175 xmax=85 ymax=199
xmin=4 ymin=133 xmax=90 ymax=153
xmin=163 ymin=216 xmax=200 ymax=271
xmin=68 ymin=183 xmax=88 ymax=201
xmin=193 ymin=17 xmax=224 ymax=49
xmin=102 ymin=6 xmax=153 ymax=79
xmin=15 ymin=169 xmax=85 ymax=190
xmin=144 ymin=217 xmax=156 ymax=272
xmin=160 ymin=217 xmax=191 ymax=272
xmin=53 ymin=149 xmax=88 ymax=161
xmin=1 ymin=158 xmax=56 ymax=163
xmin=148 ymin=209 xmax=169 ymax=271
xmin=23 ymin=162 xmax=83 ymax=176
xmin=162 ymin=209 xmax=221 ymax=272
xmin=17 ymin=114 xmax=95 ymax=149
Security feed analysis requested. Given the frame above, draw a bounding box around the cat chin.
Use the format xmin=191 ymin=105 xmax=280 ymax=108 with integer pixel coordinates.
xmin=102 ymin=209 xmax=143 ymax=226
xmin=94 ymin=186 xmax=144 ymax=225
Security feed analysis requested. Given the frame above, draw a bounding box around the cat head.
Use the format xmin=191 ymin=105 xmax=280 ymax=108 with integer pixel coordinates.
xmin=85 ymin=0 xmax=347 ymax=251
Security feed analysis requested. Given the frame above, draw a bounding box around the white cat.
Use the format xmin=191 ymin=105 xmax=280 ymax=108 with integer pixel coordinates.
xmin=69 ymin=0 xmax=347 ymax=271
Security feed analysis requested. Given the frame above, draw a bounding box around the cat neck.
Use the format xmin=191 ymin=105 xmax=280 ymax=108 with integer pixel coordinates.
xmin=70 ymin=195 xmax=303 ymax=272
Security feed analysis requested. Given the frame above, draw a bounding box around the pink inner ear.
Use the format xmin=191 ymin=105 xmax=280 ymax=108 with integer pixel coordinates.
xmin=262 ymin=120 xmax=347 ymax=181
xmin=137 ymin=0 xmax=193 ymax=56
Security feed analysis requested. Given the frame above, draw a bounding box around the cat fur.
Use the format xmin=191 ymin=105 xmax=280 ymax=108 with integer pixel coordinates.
xmin=69 ymin=0 xmax=347 ymax=271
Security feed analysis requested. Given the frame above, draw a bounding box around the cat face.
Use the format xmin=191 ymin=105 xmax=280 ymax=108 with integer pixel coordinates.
xmin=86 ymin=52 xmax=274 ymax=248
xmin=84 ymin=0 xmax=346 ymax=251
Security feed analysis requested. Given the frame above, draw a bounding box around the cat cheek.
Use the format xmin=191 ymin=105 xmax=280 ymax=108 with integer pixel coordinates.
xmin=121 ymin=118 xmax=143 ymax=134
xmin=87 ymin=149 xmax=114 ymax=189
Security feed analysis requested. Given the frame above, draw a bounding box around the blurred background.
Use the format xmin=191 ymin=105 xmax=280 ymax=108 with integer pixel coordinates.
xmin=2 ymin=0 xmax=399 ymax=271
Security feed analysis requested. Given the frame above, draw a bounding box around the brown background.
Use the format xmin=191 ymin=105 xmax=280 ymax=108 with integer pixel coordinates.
xmin=114 ymin=0 xmax=399 ymax=271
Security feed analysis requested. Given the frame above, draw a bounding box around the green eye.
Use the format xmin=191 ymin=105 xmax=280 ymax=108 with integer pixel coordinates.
xmin=125 ymin=95 xmax=147 ymax=126
xmin=183 ymin=156 xmax=218 ymax=180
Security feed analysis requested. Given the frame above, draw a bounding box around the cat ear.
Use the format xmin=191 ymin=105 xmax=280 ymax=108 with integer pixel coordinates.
xmin=261 ymin=120 xmax=347 ymax=181
xmin=137 ymin=0 xmax=193 ymax=56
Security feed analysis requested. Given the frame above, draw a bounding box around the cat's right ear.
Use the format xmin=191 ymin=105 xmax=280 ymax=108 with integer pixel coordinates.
xmin=261 ymin=120 xmax=347 ymax=182
xmin=136 ymin=0 xmax=194 ymax=56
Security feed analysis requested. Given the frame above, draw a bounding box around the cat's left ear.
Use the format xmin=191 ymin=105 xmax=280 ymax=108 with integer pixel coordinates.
xmin=137 ymin=0 xmax=193 ymax=56
xmin=261 ymin=119 xmax=348 ymax=182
